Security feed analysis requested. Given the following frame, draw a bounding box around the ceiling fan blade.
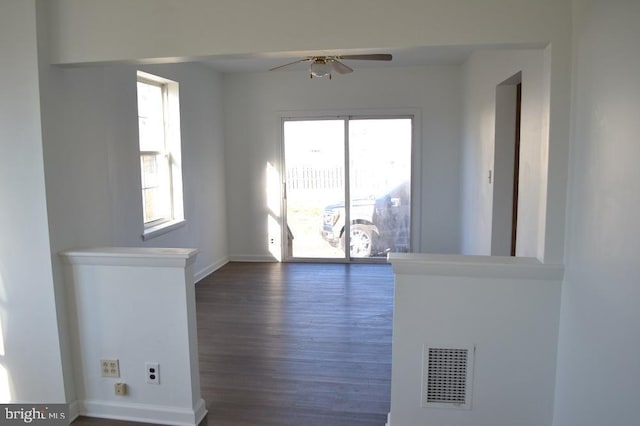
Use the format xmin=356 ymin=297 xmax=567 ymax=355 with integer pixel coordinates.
xmin=339 ymin=54 xmax=392 ymax=61
xmin=330 ymin=59 xmax=353 ymax=74
xmin=269 ymin=58 xmax=310 ymax=71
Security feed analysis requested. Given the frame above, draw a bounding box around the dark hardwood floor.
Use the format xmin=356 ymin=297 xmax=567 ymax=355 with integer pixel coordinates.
xmin=72 ymin=262 xmax=393 ymax=426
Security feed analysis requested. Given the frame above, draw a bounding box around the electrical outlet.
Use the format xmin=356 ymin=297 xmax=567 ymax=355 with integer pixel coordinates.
xmin=114 ymin=382 xmax=127 ymax=396
xmin=100 ymin=359 xmax=120 ymax=378
xmin=145 ymin=362 xmax=160 ymax=385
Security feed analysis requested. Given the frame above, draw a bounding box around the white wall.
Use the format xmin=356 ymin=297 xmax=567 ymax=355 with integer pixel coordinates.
xmin=46 ymin=0 xmax=571 ymax=66
xmin=40 ymin=62 xmax=229 ymax=281
xmin=61 ymin=248 xmax=206 ymax=425
xmin=223 ymin=66 xmax=462 ymax=259
xmin=553 ymin=1 xmax=640 ymax=425
xmin=389 ymin=254 xmax=562 ymax=426
xmin=460 ymin=49 xmax=548 ymax=258
xmin=0 ymin=0 xmax=66 ymax=403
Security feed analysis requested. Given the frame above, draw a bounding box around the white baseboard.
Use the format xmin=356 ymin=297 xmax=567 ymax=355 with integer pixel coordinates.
xmin=194 ymin=256 xmax=229 ymax=283
xmin=76 ymin=398 xmax=207 ymax=426
xmin=68 ymin=400 xmax=80 ymax=422
xmin=228 ymin=254 xmax=278 ymax=262
xmin=194 ymin=255 xmax=279 ymax=282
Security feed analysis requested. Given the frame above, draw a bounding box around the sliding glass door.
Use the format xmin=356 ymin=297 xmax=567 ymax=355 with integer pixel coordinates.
xmin=283 ymin=120 xmax=345 ymax=259
xmin=348 ymin=119 xmax=412 ymax=258
xmin=283 ymin=116 xmax=412 ymax=261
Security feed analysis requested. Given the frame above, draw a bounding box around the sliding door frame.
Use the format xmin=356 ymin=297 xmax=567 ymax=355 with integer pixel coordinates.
xmin=279 ymin=109 xmax=422 ymax=263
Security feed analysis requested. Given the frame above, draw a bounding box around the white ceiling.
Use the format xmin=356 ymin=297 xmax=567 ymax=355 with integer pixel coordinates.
xmin=197 ymin=45 xmax=478 ymax=73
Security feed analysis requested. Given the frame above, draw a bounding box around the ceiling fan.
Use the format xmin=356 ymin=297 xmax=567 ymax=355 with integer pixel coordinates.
xmin=269 ymin=54 xmax=392 ymax=79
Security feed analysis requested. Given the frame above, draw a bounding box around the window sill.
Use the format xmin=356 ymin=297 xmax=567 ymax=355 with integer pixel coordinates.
xmin=142 ymin=219 xmax=186 ymax=241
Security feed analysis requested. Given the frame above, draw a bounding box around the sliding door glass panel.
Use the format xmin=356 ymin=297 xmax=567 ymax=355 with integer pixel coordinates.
xmin=284 ymin=120 xmax=345 ymax=259
xmin=348 ymin=118 xmax=412 ymax=258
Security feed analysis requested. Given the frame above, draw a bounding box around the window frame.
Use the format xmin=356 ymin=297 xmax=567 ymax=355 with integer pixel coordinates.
xmin=136 ymin=71 xmax=185 ymax=240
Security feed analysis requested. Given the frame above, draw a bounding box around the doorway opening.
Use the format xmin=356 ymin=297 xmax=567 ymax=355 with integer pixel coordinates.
xmin=283 ymin=117 xmax=412 ymax=262
xmin=491 ymin=72 xmax=522 ymax=256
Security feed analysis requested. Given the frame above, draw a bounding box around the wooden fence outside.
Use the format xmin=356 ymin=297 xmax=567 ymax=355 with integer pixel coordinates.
xmin=286 ymin=166 xmax=399 ymax=193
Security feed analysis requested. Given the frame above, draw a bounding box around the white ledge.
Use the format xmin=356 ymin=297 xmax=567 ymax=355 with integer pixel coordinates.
xmin=388 ymin=253 xmax=564 ymax=281
xmin=142 ymin=219 xmax=186 ymax=241
xmin=59 ymin=247 xmax=198 ymax=268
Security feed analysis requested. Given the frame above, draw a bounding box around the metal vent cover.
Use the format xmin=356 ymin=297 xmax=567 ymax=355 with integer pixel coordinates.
xmin=422 ymin=344 xmax=475 ymax=409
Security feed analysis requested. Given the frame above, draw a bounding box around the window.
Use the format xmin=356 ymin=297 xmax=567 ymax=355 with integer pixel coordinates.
xmin=136 ymin=71 xmax=184 ymax=239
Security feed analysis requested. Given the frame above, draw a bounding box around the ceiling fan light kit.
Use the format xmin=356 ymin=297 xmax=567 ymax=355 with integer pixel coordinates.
xmin=310 ymin=59 xmax=333 ymax=78
xmin=269 ymin=54 xmax=392 ymax=79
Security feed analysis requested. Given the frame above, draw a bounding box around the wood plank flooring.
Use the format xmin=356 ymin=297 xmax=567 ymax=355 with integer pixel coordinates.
xmin=72 ymin=262 xmax=393 ymax=426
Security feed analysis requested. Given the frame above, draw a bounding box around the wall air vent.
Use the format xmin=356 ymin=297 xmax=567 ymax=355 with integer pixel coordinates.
xmin=422 ymin=344 xmax=475 ymax=410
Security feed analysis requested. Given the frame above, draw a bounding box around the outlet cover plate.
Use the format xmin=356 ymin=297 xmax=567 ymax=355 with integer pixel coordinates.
xmin=101 ymin=359 xmax=120 ymax=378
xmin=146 ymin=362 xmax=160 ymax=385
xmin=114 ymin=382 xmax=127 ymax=395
